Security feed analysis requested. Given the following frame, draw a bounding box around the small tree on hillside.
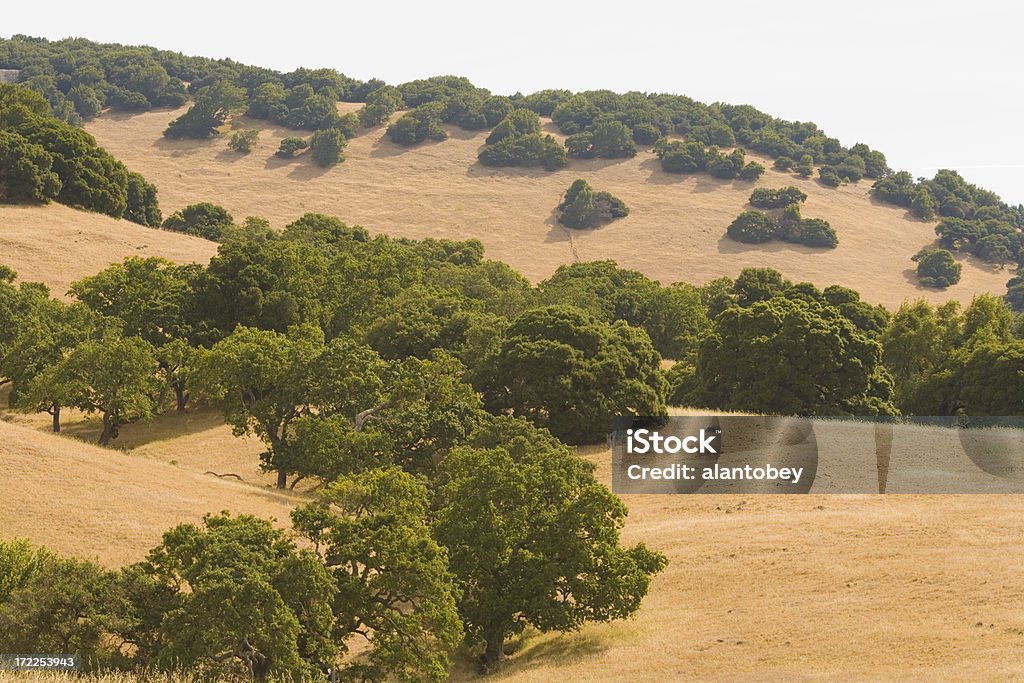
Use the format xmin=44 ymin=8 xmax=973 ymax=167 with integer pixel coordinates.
xmin=557 ymin=179 xmax=629 ymax=229
xmin=228 ymin=128 xmax=259 ymax=154
xmin=913 ymin=247 xmax=961 ymax=288
xmin=310 ymin=128 xmax=346 ymax=167
xmin=276 ymin=137 xmax=309 ymax=158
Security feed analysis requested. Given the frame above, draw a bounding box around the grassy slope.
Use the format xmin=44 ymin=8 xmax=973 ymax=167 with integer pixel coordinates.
xmin=0 ymin=419 xmax=299 ymax=567
xmin=0 ymin=202 xmax=217 ymax=297
xmin=84 ymin=105 xmax=1013 ymax=309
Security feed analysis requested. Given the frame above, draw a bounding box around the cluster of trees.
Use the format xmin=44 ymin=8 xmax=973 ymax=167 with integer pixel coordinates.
xmin=0 ymin=84 xmax=160 ymax=224
xmin=935 ymin=216 xmax=1022 ymax=269
xmin=0 ymin=36 xmax=190 ymax=124
xmin=882 ymin=294 xmax=1024 ymax=414
xmin=0 ymin=223 xmax=679 ymax=677
xmin=912 ymin=247 xmax=962 ymax=289
xmin=557 ymin=179 xmax=629 ymax=229
xmin=873 ymin=168 xmax=1024 ymax=224
xmin=654 ymin=139 xmax=764 ymax=180
xmin=477 ymin=108 xmax=567 ymax=170
xmin=728 ymin=189 xmax=837 ymax=248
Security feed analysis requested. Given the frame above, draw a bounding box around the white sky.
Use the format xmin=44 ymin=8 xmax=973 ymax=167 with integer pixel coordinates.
xmin=6 ymin=0 xmax=1023 ymax=203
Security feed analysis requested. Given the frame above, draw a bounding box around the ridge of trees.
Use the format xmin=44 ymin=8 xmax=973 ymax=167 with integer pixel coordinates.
xmin=0 ymin=83 xmax=160 ymax=224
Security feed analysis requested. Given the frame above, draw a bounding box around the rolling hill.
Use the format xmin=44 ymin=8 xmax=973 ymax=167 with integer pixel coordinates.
xmin=82 ymin=105 xmax=1013 ymax=309
xmin=0 ymin=202 xmax=217 ymax=297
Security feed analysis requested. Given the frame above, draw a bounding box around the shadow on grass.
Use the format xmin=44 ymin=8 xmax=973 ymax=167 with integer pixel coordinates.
xmin=55 ymin=407 xmax=228 ymax=452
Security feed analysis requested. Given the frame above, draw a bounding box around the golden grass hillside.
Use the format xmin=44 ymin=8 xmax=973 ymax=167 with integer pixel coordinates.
xmin=85 ymin=106 xmax=1013 ymax=309
xmin=0 ymin=203 xmax=217 ymax=297
xmin=0 ymin=419 xmax=299 ymax=567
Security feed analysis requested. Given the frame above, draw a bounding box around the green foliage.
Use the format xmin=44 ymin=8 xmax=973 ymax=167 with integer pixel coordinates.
xmin=480 ymin=305 xmax=667 ymax=443
xmin=727 ymin=210 xmax=776 ymax=243
xmin=123 ymin=171 xmax=161 ymax=226
xmin=359 ymin=85 xmax=404 ymax=127
xmin=539 ymin=261 xmax=710 ymax=360
xmin=818 ymin=165 xmax=842 ymax=187
xmin=692 ymin=294 xmax=895 ymax=415
xmin=0 ymin=129 xmax=61 ymax=203
xmin=434 ymin=416 xmax=667 ymax=665
xmin=162 ymin=202 xmax=234 ymax=241
xmin=912 ymin=247 xmax=961 ymax=288
xmin=557 ymin=179 xmax=629 ymax=229
xmin=705 ymin=147 xmax=746 ymax=179
xmin=1 ymin=84 xmax=134 ymax=216
xmin=565 ymin=119 xmax=636 ymax=159
xmin=163 ymin=80 xmax=245 ymax=139
xmin=276 ymin=136 xmax=308 ymax=158
xmin=26 ymin=332 xmax=162 ymax=444
xmin=739 ymin=160 xmax=765 ymax=181
xmin=749 ymin=186 xmax=807 ymax=209
xmin=655 ymin=139 xmax=707 ymax=173
xmin=228 ymin=127 xmax=259 ymax=153
xmin=387 ymin=102 xmax=447 ymax=146
xmin=911 ymin=186 xmax=937 ymax=219
xmin=310 ymin=128 xmax=346 ymax=166
xmin=776 ymin=217 xmax=838 ymax=248
xmin=292 ymin=468 xmax=462 ymax=680
xmin=484 ymin=108 xmax=540 ymax=144
xmin=478 ymin=132 xmax=567 ymax=171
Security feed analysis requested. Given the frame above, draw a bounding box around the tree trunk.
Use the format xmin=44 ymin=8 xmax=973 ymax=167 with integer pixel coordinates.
xmin=51 ymin=404 xmax=61 ymax=433
xmin=98 ymin=413 xmax=114 ymax=446
xmin=174 ymin=384 xmax=188 ymax=413
xmin=277 ymin=469 xmax=287 ymax=490
xmin=483 ymin=632 xmax=505 ymax=666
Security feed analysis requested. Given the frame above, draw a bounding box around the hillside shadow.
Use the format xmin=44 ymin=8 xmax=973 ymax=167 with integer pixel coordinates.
xmin=465 ymin=161 xmax=553 ymax=179
xmin=902 ymin=267 xmax=938 ymax=293
xmin=370 ymin=135 xmax=448 ymax=158
xmin=716 ymin=234 xmax=825 ymax=255
xmin=445 ymin=125 xmax=487 ymax=141
xmin=214 ymin=148 xmax=247 ymax=163
xmin=494 ymin=633 xmax=609 ymax=677
xmin=287 ymin=162 xmax=334 ymax=180
xmin=55 ymin=408 xmax=229 ymax=452
xmin=264 ymin=153 xmax=299 ymax=170
xmin=153 ymin=135 xmax=213 ymax=154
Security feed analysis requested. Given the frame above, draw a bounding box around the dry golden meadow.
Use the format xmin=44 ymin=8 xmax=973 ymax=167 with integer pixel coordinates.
xmin=1 ymin=107 xmax=1023 ymax=680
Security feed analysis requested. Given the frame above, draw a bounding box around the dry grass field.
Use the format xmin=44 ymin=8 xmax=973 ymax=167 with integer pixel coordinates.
xmin=0 ymin=203 xmax=217 ymax=297
xmin=84 ymin=106 xmax=1014 ymax=309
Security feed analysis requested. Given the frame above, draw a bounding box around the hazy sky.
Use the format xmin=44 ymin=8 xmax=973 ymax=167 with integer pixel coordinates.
xmin=6 ymin=1 xmax=1023 ymax=203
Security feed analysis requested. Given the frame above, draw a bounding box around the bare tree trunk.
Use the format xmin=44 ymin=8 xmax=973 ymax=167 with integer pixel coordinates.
xmin=174 ymin=384 xmax=189 ymax=413
xmin=483 ymin=632 xmax=505 ymax=667
xmin=98 ymin=413 xmax=114 ymax=446
xmin=51 ymin=404 xmax=61 ymax=433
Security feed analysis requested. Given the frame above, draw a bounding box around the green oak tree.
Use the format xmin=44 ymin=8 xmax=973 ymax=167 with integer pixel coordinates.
xmin=433 ymin=416 xmax=667 ymax=666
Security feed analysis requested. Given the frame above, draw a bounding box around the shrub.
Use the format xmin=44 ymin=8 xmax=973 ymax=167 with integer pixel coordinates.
xmin=588 ymin=119 xmax=636 ymax=158
xmin=749 ymin=186 xmax=807 ymax=209
xmin=781 ymin=202 xmax=802 ymax=222
xmin=778 ymin=218 xmax=838 ymax=248
xmin=727 ymin=211 xmax=777 ymax=243
xmin=706 ymin=148 xmax=746 ymax=179
xmin=163 ymin=80 xmax=245 ymax=140
xmin=163 ymin=202 xmax=233 ymax=241
xmin=911 ymin=187 xmax=937 ymax=220
xmin=557 ymin=179 xmax=629 ymax=229
xmin=655 ymin=140 xmax=706 ymax=173
xmin=632 ymin=123 xmax=662 ymax=145
xmin=485 ymin=109 xmax=540 ymax=144
xmin=228 ymin=128 xmax=259 ymax=154
xmin=818 ymin=166 xmax=842 ymax=187
xmin=478 ymin=132 xmax=566 ymax=171
xmin=565 ymin=132 xmax=595 ymax=158
xmin=387 ymin=103 xmax=447 ymax=146
xmin=739 ymin=161 xmax=765 ymax=181
xmin=870 ymin=170 xmax=916 ymax=207
xmin=359 ymin=85 xmax=403 ymax=127
xmin=276 ymin=137 xmax=309 ymax=158
xmin=912 ymin=247 xmax=961 ymax=288
xmin=310 ymin=129 xmax=346 ymax=166
xmin=795 ymin=162 xmax=813 ymax=177
xmin=774 ymin=156 xmax=795 ymax=171
xmin=481 ymin=96 xmax=514 ymax=127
